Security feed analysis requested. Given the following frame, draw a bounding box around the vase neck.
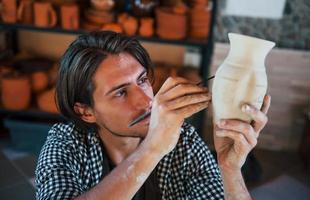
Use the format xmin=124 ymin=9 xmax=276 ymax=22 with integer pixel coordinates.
xmin=226 ymin=33 xmax=275 ymax=69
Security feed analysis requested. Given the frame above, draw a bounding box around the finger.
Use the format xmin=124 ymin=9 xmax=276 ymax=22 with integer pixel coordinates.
xmin=217 ymin=120 xmax=257 ymax=146
xmin=157 ymin=77 xmax=190 ymax=94
xmin=242 ymin=104 xmax=268 ymax=133
xmin=261 ymin=94 xmax=271 ymax=114
xmin=162 ymin=83 xmax=208 ymax=101
xmin=215 ymin=130 xmax=255 ymax=150
xmin=164 ymin=92 xmax=211 ymax=110
xmin=174 ymin=101 xmax=209 ymax=119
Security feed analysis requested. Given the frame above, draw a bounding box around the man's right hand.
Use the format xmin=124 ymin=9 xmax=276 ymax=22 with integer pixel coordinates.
xmin=143 ymin=77 xmax=211 ymax=157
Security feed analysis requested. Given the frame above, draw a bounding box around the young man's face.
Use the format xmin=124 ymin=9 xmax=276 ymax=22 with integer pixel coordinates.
xmin=90 ymin=53 xmax=154 ymax=138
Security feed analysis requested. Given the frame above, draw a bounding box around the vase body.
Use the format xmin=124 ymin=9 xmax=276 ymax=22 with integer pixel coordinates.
xmin=212 ymin=33 xmax=275 ymax=122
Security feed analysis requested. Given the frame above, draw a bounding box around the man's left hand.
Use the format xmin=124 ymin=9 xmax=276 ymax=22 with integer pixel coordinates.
xmin=214 ymin=95 xmax=271 ymax=172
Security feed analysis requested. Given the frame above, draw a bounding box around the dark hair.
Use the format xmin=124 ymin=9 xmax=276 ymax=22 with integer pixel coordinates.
xmin=56 ymin=31 xmax=153 ymax=131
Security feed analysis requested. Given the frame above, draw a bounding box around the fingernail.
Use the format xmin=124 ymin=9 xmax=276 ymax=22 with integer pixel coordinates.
xmin=242 ymin=105 xmax=251 ymax=113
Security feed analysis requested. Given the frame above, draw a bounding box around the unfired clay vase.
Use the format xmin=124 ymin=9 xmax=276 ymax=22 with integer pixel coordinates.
xmin=212 ymin=33 xmax=275 ymax=123
xmin=34 ymin=2 xmax=57 ymax=27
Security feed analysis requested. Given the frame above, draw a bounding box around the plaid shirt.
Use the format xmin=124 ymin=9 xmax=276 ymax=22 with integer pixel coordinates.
xmin=35 ymin=122 xmax=224 ymax=200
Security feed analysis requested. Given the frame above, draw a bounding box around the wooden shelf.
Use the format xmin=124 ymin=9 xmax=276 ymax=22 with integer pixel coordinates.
xmin=0 ymin=22 xmax=208 ymax=47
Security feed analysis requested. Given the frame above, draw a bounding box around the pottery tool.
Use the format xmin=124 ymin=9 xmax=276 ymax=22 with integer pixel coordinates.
xmin=128 ymin=75 xmax=215 ymax=127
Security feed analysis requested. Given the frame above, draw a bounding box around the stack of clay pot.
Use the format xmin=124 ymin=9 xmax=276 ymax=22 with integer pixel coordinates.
xmin=83 ymin=0 xmax=115 ymax=31
xmin=189 ymin=0 xmax=211 ymax=39
xmin=155 ymin=2 xmax=188 ymax=40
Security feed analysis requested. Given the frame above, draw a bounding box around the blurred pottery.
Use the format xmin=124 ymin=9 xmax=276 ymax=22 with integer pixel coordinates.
xmin=31 ymin=71 xmax=49 ymax=93
xmin=17 ymin=0 xmax=33 ymax=24
xmin=156 ymin=7 xmax=187 ymax=39
xmin=60 ymin=4 xmax=79 ymax=30
xmin=0 ymin=0 xmax=17 ymax=23
xmin=34 ymin=2 xmax=57 ymax=27
xmin=37 ymin=88 xmax=58 ymax=113
xmin=139 ymin=17 xmax=154 ymax=37
xmin=121 ymin=15 xmax=138 ymax=36
xmin=1 ymin=73 xmax=31 ymax=110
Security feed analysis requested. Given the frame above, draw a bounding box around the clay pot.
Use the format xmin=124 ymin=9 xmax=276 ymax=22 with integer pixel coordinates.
xmin=1 ymin=73 xmax=31 ymax=110
xmin=17 ymin=0 xmax=33 ymax=24
xmin=121 ymin=15 xmax=138 ymax=36
xmin=102 ymin=23 xmax=123 ymax=33
xmin=31 ymin=71 xmax=49 ymax=93
xmin=189 ymin=6 xmax=211 ymax=39
xmin=139 ymin=17 xmax=154 ymax=37
xmin=37 ymin=88 xmax=58 ymax=113
xmin=90 ymin=0 xmax=114 ymax=11
xmin=60 ymin=4 xmax=79 ymax=30
xmin=0 ymin=0 xmax=17 ymax=23
xmin=34 ymin=2 xmax=57 ymax=27
xmin=155 ymin=7 xmax=187 ymax=40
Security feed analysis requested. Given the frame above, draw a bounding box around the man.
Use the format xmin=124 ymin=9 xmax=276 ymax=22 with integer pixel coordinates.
xmin=36 ymin=31 xmax=270 ymax=200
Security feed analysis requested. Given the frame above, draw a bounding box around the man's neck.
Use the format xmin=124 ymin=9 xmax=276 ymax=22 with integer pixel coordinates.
xmin=98 ymin=130 xmax=142 ymax=165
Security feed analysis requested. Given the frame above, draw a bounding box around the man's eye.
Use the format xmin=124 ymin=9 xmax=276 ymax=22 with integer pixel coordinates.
xmin=115 ymin=89 xmax=127 ymax=97
xmin=138 ymin=77 xmax=149 ymax=85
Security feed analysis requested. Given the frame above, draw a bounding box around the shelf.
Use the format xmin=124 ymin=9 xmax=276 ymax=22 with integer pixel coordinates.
xmin=0 ymin=22 xmax=208 ymax=47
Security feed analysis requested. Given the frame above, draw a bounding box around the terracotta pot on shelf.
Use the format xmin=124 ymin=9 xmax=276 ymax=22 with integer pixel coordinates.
xmin=189 ymin=5 xmax=211 ymax=39
xmin=1 ymin=73 xmax=31 ymax=110
xmin=37 ymin=88 xmax=58 ymax=113
xmin=139 ymin=17 xmax=154 ymax=37
xmin=122 ymin=15 xmax=138 ymax=36
xmin=155 ymin=7 xmax=187 ymax=40
xmin=34 ymin=2 xmax=57 ymax=27
xmin=17 ymin=0 xmax=33 ymax=24
xmin=60 ymin=4 xmax=79 ymax=30
xmin=118 ymin=13 xmax=138 ymax=36
xmin=0 ymin=0 xmax=17 ymax=23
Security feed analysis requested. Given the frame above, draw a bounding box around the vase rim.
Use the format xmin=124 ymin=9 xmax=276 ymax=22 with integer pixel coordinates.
xmin=228 ymin=32 xmax=275 ymax=47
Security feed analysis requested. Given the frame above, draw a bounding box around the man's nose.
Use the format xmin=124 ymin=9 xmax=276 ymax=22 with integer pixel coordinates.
xmin=132 ymin=86 xmax=152 ymax=110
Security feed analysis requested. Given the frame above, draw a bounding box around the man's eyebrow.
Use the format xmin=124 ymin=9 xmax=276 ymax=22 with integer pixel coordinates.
xmin=105 ymin=69 xmax=147 ymax=96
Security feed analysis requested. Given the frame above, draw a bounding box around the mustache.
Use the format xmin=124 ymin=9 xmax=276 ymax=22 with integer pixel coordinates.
xmin=128 ymin=111 xmax=151 ymax=127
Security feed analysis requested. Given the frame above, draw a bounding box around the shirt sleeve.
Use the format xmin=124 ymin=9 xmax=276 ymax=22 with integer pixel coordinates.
xmin=184 ymin=125 xmax=224 ymax=199
xmin=35 ymin=127 xmax=84 ymax=200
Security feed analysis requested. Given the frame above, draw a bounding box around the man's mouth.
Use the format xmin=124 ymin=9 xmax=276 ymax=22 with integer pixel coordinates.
xmin=128 ymin=111 xmax=151 ymax=127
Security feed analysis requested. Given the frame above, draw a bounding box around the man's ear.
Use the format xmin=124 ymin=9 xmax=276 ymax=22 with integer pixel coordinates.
xmin=74 ymin=102 xmax=96 ymax=123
